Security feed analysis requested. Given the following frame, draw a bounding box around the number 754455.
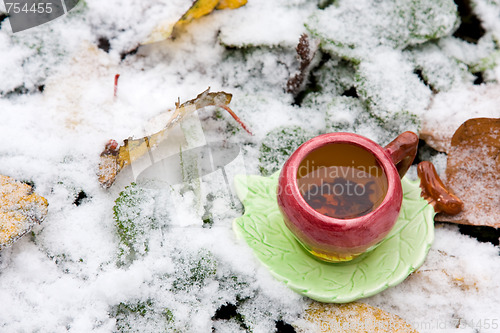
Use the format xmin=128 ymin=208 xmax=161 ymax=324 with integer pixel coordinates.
xmin=5 ymin=2 xmax=53 ymax=14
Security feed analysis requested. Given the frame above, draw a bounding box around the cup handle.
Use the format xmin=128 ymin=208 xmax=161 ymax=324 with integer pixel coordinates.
xmin=384 ymin=131 xmax=419 ymax=178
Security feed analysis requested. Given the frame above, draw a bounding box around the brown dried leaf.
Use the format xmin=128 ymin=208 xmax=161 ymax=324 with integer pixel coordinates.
xmin=435 ymin=118 xmax=500 ymax=227
xmin=1 ymin=175 xmax=48 ymax=250
xmin=97 ymin=88 xmax=248 ymax=188
xmin=295 ymin=302 xmax=417 ymax=333
xmin=287 ymin=34 xmax=320 ymax=95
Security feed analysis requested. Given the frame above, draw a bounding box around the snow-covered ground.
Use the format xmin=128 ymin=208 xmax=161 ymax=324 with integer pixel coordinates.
xmin=0 ymin=0 xmax=499 ymax=332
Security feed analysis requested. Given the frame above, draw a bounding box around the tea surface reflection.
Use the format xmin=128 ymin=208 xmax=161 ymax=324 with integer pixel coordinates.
xmin=296 ymin=144 xmax=388 ymax=219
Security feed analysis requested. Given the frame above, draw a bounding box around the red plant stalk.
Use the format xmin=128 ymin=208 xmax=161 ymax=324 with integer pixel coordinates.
xmin=114 ymin=74 xmax=120 ymax=100
xmin=219 ymin=105 xmax=253 ymax=135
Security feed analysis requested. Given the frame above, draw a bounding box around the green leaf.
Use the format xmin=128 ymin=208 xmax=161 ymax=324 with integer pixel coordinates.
xmin=112 ymin=300 xmax=175 ymax=333
xmin=258 ymin=126 xmax=314 ymax=176
xmin=406 ymin=43 xmax=474 ymax=92
xmin=113 ymin=183 xmax=172 ymax=266
xmin=306 ymin=0 xmax=459 ymax=60
xmin=354 ymin=50 xmax=430 ymax=124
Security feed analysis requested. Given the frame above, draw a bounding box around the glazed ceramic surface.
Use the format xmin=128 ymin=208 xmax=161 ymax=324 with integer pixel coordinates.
xmin=277 ymin=132 xmax=418 ymax=262
xmin=233 ymin=172 xmax=434 ymax=303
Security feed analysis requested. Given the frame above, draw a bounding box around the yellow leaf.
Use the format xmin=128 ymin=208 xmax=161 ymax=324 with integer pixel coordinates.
xmin=143 ymin=0 xmax=247 ymax=44
xmin=295 ymin=302 xmax=418 ymax=333
xmin=0 ymin=175 xmax=48 ymax=249
xmin=216 ymin=0 xmax=248 ymax=10
xmin=179 ymin=0 xmax=220 ymax=24
xmin=143 ymin=22 xmax=175 ymax=46
xmin=144 ymin=0 xmax=219 ymax=44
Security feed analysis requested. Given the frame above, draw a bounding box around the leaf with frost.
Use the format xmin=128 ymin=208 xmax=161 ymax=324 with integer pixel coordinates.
xmin=306 ymin=0 xmax=459 ymax=61
xmin=295 ymin=302 xmax=418 ymax=332
xmin=355 ymin=50 xmax=430 ymax=122
xmin=259 ymin=126 xmax=315 ymax=176
xmin=406 ymin=43 xmax=474 ymax=92
xmin=97 ymin=88 xmax=250 ymax=188
xmin=0 ymin=175 xmax=48 ymax=250
xmin=436 ymin=118 xmax=500 ymax=227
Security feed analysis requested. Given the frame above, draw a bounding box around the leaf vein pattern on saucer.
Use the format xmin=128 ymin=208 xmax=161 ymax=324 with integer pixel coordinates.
xmin=233 ymin=173 xmax=435 ymax=303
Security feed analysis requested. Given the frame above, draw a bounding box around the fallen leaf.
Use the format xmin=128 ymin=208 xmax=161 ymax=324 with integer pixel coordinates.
xmin=98 ymin=88 xmax=251 ymax=188
xmin=295 ymin=302 xmax=417 ymax=333
xmin=435 ymin=118 xmax=500 ymax=227
xmin=0 ymin=175 xmax=48 ymax=250
xmin=216 ymin=0 xmax=247 ymax=10
xmin=143 ymin=0 xmax=247 ymax=44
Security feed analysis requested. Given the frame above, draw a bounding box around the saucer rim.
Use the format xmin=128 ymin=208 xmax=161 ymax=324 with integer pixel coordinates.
xmin=233 ymin=174 xmax=435 ymax=303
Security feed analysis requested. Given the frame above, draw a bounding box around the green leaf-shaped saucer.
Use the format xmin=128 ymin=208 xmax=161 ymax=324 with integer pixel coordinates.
xmin=233 ymin=172 xmax=434 ymax=303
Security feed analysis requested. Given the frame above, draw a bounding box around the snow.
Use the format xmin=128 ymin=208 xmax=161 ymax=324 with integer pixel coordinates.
xmin=421 ymin=84 xmax=500 ymax=152
xmin=473 ymin=0 xmax=500 ymax=40
xmin=218 ymin=0 xmax=317 ymax=48
xmin=0 ymin=0 xmax=499 ymax=332
xmin=366 ymin=224 xmax=500 ymax=333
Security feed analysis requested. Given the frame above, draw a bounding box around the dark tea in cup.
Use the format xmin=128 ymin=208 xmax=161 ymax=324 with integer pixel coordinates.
xmin=296 ymin=144 xmax=388 ymax=219
xmin=277 ymin=132 xmax=418 ymax=262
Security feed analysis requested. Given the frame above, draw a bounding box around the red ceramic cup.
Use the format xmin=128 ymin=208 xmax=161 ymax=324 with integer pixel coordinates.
xmin=277 ymin=132 xmax=418 ymax=262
